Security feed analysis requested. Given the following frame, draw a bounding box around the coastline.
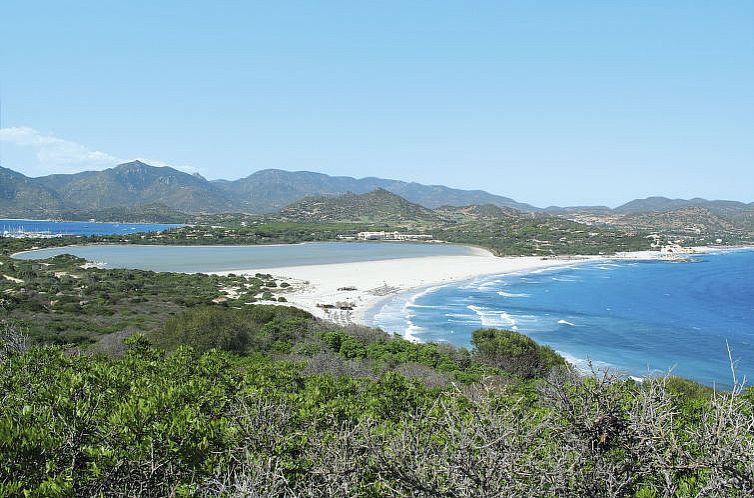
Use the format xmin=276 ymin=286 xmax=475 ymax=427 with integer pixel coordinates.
xmin=212 ymin=245 xmax=736 ymax=332
xmin=214 ymin=252 xmax=601 ymax=328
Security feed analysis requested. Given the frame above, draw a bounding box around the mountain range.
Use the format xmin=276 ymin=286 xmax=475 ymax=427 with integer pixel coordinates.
xmin=1 ymin=161 xmax=752 ymax=221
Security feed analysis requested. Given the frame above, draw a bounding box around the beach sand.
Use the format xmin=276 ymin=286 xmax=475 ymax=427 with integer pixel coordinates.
xmin=214 ymin=249 xmax=595 ymax=327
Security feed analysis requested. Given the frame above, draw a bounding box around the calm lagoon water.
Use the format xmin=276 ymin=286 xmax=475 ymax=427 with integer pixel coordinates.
xmin=369 ymin=250 xmax=754 ymax=387
xmin=14 ymin=242 xmax=475 ymax=273
xmin=1 ymin=219 xmax=181 ymax=236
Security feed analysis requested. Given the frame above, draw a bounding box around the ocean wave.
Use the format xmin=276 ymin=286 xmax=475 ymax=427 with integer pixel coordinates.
xmin=475 ymin=281 xmax=502 ymax=291
xmin=551 ymin=276 xmax=579 ymax=282
xmin=467 ymin=304 xmax=517 ymax=328
xmin=403 ymin=323 xmax=423 ymax=343
xmin=497 ymin=290 xmax=530 ymax=298
xmin=557 ymin=319 xmax=577 ymax=326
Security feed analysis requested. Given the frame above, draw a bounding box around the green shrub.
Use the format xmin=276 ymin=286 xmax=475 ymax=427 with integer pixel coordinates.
xmin=471 ymin=328 xmax=565 ymax=378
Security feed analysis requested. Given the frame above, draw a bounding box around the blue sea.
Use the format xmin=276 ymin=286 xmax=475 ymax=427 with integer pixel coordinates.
xmin=369 ymin=250 xmax=754 ymax=387
xmin=1 ymin=219 xmax=182 ymax=237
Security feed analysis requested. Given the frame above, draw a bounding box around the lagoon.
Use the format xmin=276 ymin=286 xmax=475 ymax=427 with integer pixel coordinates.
xmin=14 ymin=242 xmax=476 ymax=273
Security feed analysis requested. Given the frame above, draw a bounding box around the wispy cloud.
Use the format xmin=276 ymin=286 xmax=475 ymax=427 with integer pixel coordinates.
xmin=0 ymin=126 xmax=122 ymax=173
xmin=0 ymin=126 xmax=201 ymax=177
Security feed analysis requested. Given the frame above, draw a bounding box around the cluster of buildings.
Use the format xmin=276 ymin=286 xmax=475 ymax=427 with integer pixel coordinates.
xmin=1 ymin=228 xmax=64 ymax=239
xmin=346 ymin=231 xmax=434 ymax=241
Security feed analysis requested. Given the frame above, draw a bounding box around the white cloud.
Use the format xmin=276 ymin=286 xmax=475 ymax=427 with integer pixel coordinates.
xmin=0 ymin=126 xmax=122 ymax=173
xmin=0 ymin=126 xmax=202 ymax=177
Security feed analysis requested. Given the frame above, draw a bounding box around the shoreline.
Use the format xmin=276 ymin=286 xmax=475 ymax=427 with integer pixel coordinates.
xmin=213 ymin=245 xmax=740 ymax=333
xmin=214 ymin=252 xmax=604 ymax=328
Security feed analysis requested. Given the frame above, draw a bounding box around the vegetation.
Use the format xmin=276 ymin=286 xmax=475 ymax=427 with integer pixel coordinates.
xmin=277 ymin=189 xmax=443 ymax=226
xmin=1 ymin=318 xmax=752 ymax=497
xmin=0 ymin=240 xmax=286 ymax=348
xmin=471 ymin=328 xmax=565 ymax=378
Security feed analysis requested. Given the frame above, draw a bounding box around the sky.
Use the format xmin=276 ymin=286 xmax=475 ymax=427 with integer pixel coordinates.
xmin=1 ymin=1 xmax=752 ymax=207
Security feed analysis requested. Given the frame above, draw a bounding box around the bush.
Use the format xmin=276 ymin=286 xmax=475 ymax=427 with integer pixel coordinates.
xmin=152 ymin=305 xmax=314 ymax=355
xmin=471 ymin=328 xmax=565 ymax=378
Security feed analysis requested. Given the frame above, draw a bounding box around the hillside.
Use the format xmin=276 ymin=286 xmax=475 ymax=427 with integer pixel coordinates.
xmin=0 ymin=166 xmax=65 ymax=217
xmin=277 ymin=188 xmax=444 ymax=225
xmin=0 ymin=163 xmax=539 ymax=217
xmin=35 ymin=161 xmax=235 ymax=213
xmin=213 ymin=168 xmax=540 ymax=212
xmin=2 ymin=162 xmax=753 ymax=245
xmin=434 ymin=203 xmax=529 ymax=222
xmin=614 ymin=196 xmax=754 ymax=214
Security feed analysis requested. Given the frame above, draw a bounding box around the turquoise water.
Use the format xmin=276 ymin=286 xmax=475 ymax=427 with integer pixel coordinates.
xmin=1 ymin=219 xmax=181 ymax=236
xmin=14 ymin=242 xmax=475 ymax=273
xmin=369 ymin=250 xmax=754 ymax=387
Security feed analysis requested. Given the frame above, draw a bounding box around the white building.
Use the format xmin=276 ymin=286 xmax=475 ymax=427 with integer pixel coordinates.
xmin=356 ymin=231 xmax=433 ymax=241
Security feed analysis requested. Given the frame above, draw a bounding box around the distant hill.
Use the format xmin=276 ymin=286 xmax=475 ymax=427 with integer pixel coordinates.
xmin=213 ymin=168 xmax=540 ymax=213
xmin=0 ymin=162 xmax=540 ymax=217
xmin=277 ymin=188 xmax=444 ymax=224
xmin=614 ymin=196 xmax=754 ymax=215
xmin=0 ymin=166 xmax=65 ymax=218
xmin=34 ymin=161 xmax=235 ymax=213
xmin=1 ymin=162 xmax=752 ymax=238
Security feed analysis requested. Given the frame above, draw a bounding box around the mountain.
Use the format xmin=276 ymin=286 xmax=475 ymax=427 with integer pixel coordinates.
xmin=2 ymin=162 xmax=752 ymax=234
xmin=0 ymin=163 xmax=540 ymax=217
xmin=614 ymin=196 xmax=754 ymax=215
xmin=0 ymin=166 xmax=65 ymax=217
xmin=35 ymin=161 xmax=235 ymax=213
xmin=214 ymin=169 xmax=540 ymax=213
xmin=277 ymin=188 xmax=444 ymax=224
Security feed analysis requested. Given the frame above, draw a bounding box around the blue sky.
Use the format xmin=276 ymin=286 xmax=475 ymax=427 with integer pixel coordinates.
xmin=1 ymin=1 xmax=752 ymax=207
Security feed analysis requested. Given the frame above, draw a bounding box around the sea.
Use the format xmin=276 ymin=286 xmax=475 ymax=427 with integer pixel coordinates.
xmin=1 ymin=219 xmax=182 ymax=237
xmin=369 ymin=249 xmax=754 ymax=387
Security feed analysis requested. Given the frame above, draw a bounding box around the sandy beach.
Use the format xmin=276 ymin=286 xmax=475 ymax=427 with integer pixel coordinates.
xmin=214 ymin=248 xmax=598 ymax=328
xmin=210 ymin=245 xmax=725 ymax=330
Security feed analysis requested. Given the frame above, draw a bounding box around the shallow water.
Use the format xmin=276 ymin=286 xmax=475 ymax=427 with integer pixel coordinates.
xmin=369 ymin=250 xmax=754 ymax=387
xmin=14 ymin=242 xmax=476 ymax=273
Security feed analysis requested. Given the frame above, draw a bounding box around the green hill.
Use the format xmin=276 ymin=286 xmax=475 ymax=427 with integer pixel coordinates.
xmin=35 ymin=161 xmax=234 ymax=213
xmin=277 ymin=188 xmax=445 ymax=225
xmin=0 ymin=166 xmax=65 ymax=218
xmin=214 ymin=168 xmax=540 ymax=212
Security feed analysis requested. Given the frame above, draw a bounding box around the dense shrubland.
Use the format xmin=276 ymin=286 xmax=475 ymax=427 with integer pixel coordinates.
xmin=0 ymin=249 xmax=281 ymax=347
xmin=1 ymin=309 xmax=752 ymax=497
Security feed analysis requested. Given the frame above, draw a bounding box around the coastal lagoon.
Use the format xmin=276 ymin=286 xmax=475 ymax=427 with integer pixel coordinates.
xmin=369 ymin=250 xmax=754 ymax=387
xmin=1 ymin=219 xmax=181 ymax=237
xmin=14 ymin=242 xmax=476 ymax=273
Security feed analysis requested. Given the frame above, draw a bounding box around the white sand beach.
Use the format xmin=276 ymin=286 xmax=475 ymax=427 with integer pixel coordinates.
xmin=211 ymin=245 xmax=721 ymax=329
xmin=214 ymin=249 xmax=597 ymax=327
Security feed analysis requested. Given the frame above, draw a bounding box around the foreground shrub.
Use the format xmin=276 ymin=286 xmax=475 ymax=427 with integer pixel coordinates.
xmin=471 ymin=328 xmax=565 ymax=378
xmin=1 ymin=338 xmax=752 ymax=496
